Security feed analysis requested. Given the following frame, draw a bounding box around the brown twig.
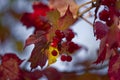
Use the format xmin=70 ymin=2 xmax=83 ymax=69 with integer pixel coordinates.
xmin=80 ymin=16 xmax=93 ymax=26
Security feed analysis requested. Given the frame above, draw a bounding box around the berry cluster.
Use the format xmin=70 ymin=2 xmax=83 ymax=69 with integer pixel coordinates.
xmin=61 ymin=55 xmax=72 ymax=62
xmin=50 ymin=29 xmax=80 ymax=62
xmin=99 ymin=0 xmax=120 ymax=27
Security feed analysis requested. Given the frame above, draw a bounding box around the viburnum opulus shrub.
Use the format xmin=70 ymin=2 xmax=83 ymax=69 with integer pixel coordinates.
xmin=0 ymin=0 xmax=120 ymax=80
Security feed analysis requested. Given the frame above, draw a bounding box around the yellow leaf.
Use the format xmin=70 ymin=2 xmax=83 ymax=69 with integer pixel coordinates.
xmin=47 ymin=46 xmax=59 ymax=65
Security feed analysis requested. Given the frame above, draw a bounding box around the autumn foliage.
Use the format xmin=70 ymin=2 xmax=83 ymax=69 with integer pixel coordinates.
xmin=0 ymin=0 xmax=120 ymax=80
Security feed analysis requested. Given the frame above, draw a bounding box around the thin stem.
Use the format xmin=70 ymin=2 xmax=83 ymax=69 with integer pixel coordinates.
xmin=80 ymin=16 xmax=93 ymax=26
xmin=78 ymin=6 xmax=94 ymax=17
xmin=78 ymin=0 xmax=93 ymax=9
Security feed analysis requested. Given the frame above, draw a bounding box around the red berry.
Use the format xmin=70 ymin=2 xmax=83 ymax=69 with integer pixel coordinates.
xmin=51 ymin=37 xmax=60 ymax=47
xmin=66 ymin=55 xmax=72 ymax=62
xmin=51 ymin=50 xmax=58 ymax=56
xmin=106 ymin=19 xmax=113 ymax=27
xmin=55 ymin=30 xmax=65 ymax=39
xmin=99 ymin=9 xmax=109 ymax=21
xmin=61 ymin=55 xmax=67 ymax=61
xmin=65 ymin=29 xmax=75 ymax=41
xmin=67 ymin=41 xmax=80 ymax=53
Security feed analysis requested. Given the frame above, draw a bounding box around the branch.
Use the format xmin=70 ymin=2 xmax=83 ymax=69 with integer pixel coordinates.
xmin=78 ymin=0 xmax=93 ymax=9
xmin=80 ymin=16 xmax=93 ymax=26
xmin=78 ymin=6 xmax=94 ymax=17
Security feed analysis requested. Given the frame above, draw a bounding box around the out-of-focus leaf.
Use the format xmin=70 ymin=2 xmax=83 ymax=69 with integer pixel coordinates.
xmin=0 ymin=26 xmax=10 ymax=42
xmin=108 ymin=54 xmax=120 ymax=80
xmin=49 ymin=0 xmax=79 ymax=17
xmin=25 ymin=31 xmax=48 ymax=69
xmin=20 ymin=2 xmax=51 ymax=32
xmin=21 ymin=70 xmax=43 ymax=80
xmin=61 ymin=72 xmax=109 ymax=80
xmin=15 ymin=41 xmax=24 ymax=52
xmin=0 ymin=53 xmax=23 ymax=80
xmin=43 ymin=67 xmax=61 ymax=80
xmin=10 ymin=10 xmax=22 ymax=19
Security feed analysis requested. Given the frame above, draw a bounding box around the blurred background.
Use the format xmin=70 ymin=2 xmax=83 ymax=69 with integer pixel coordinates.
xmin=0 ymin=0 xmax=109 ymax=80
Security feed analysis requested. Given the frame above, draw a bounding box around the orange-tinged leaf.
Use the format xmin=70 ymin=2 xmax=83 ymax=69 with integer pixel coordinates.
xmin=58 ymin=8 xmax=77 ymax=30
xmin=46 ymin=8 xmax=76 ymax=41
xmin=47 ymin=9 xmax=60 ymax=28
xmin=49 ymin=0 xmax=79 ymax=17
xmin=0 ymin=53 xmax=23 ymax=80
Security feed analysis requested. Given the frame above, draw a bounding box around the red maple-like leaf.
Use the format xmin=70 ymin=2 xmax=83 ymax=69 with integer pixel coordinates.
xmin=108 ymin=54 xmax=120 ymax=80
xmin=20 ymin=2 xmax=51 ymax=32
xmin=94 ymin=21 xmax=109 ymax=40
xmin=94 ymin=17 xmax=120 ymax=64
xmin=0 ymin=53 xmax=23 ymax=80
xmin=25 ymin=31 xmax=48 ymax=69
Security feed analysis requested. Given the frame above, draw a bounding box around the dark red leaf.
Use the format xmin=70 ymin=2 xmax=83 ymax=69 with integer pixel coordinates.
xmin=43 ymin=67 xmax=61 ymax=80
xmin=94 ymin=44 xmax=107 ymax=64
xmin=0 ymin=53 xmax=23 ymax=80
xmin=24 ymin=31 xmax=46 ymax=48
xmin=108 ymin=54 xmax=120 ymax=80
xmin=94 ymin=21 xmax=109 ymax=40
xmin=21 ymin=70 xmax=43 ymax=80
xmin=94 ymin=18 xmax=120 ymax=64
xmin=26 ymin=31 xmax=48 ymax=69
xmin=29 ymin=43 xmax=48 ymax=69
